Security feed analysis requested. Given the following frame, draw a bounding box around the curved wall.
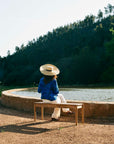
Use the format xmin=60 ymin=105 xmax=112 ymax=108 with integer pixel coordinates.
xmin=1 ymin=88 xmax=114 ymax=118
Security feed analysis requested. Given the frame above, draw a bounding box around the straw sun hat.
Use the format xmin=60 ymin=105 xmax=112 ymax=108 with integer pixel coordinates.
xmin=40 ymin=64 xmax=60 ymax=76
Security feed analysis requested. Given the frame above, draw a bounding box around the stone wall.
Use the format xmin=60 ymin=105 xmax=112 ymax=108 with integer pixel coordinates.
xmin=1 ymin=88 xmax=114 ymax=118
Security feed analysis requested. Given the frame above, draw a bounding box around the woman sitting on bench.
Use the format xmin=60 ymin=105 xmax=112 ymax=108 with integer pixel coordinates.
xmin=38 ymin=64 xmax=72 ymax=121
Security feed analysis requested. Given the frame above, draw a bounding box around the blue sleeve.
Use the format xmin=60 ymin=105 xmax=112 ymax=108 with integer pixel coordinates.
xmin=52 ymin=79 xmax=59 ymax=94
xmin=38 ymin=78 xmax=43 ymax=93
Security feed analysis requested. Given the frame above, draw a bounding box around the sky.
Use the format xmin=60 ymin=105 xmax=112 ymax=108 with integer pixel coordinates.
xmin=0 ymin=0 xmax=114 ymax=57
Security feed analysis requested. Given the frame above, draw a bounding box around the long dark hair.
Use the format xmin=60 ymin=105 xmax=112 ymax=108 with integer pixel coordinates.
xmin=43 ymin=75 xmax=57 ymax=84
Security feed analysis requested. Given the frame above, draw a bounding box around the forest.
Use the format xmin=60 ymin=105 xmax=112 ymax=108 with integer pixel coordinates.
xmin=0 ymin=4 xmax=114 ymax=86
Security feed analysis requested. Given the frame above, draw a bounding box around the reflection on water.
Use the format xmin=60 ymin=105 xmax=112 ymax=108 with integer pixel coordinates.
xmin=12 ymin=88 xmax=114 ymax=102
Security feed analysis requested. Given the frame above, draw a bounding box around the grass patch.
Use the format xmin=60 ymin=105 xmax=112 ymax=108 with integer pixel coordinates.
xmin=0 ymin=85 xmax=14 ymax=97
xmin=1 ymin=129 xmax=5 ymax=133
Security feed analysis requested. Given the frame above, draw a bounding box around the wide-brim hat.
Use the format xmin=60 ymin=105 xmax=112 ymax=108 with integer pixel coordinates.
xmin=40 ymin=64 xmax=60 ymax=76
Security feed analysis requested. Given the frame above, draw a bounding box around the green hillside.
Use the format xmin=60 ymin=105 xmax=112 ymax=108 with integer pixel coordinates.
xmin=0 ymin=4 xmax=114 ymax=86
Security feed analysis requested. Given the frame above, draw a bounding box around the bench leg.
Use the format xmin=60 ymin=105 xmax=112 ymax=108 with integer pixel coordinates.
xmin=82 ymin=104 xmax=84 ymax=123
xmin=75 ymin=107 xmax=78 ymax=125
xmin=41 ymin=106 xmax=44 ymax=120
xmin=34 ymin=104 xmax=36 ymax=121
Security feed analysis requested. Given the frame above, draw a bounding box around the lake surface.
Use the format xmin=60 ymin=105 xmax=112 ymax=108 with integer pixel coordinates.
xmin=12 ymin=88 xmax=114 ymax=102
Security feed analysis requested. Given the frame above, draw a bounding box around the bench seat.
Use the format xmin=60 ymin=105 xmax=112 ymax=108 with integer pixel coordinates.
xmin=34 ymin=102 xmax=84 ymax=125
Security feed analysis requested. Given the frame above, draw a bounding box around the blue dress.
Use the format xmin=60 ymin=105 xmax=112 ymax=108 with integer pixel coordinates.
xmin=38 ymin=77 xmax=59 ymax=101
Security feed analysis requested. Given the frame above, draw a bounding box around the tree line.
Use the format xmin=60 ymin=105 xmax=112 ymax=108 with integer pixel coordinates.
xmin=0 ymin=4 xmax=114 ymax=86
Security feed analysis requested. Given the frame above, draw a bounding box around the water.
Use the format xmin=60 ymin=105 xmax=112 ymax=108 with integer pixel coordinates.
xmin=12 ymin=88 xmax=114 ymax=102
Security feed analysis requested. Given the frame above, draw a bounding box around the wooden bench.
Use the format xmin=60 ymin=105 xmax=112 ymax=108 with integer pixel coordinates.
xmin=34 ymin=102 xmax=84 ymax=125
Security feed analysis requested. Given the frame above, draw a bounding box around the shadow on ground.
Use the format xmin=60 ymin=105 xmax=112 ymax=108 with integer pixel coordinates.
xmin=0 ymin=121 xmax=51 ymax=135
xmin=0 ymin=120 xmax=75 ymax=135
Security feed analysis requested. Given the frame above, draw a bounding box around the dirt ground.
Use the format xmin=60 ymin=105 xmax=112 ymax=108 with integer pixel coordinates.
xmin=0 ymin=104 xmax=114 ymax=144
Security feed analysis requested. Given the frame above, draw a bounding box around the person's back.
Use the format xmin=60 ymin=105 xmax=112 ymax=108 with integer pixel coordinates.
xmin=38 ymin=76 xmax=59 ymax=101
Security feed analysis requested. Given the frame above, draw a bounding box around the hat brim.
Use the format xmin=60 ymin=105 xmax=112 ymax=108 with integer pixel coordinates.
xmin=40 ymin=64 xmax=60 ymax=76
